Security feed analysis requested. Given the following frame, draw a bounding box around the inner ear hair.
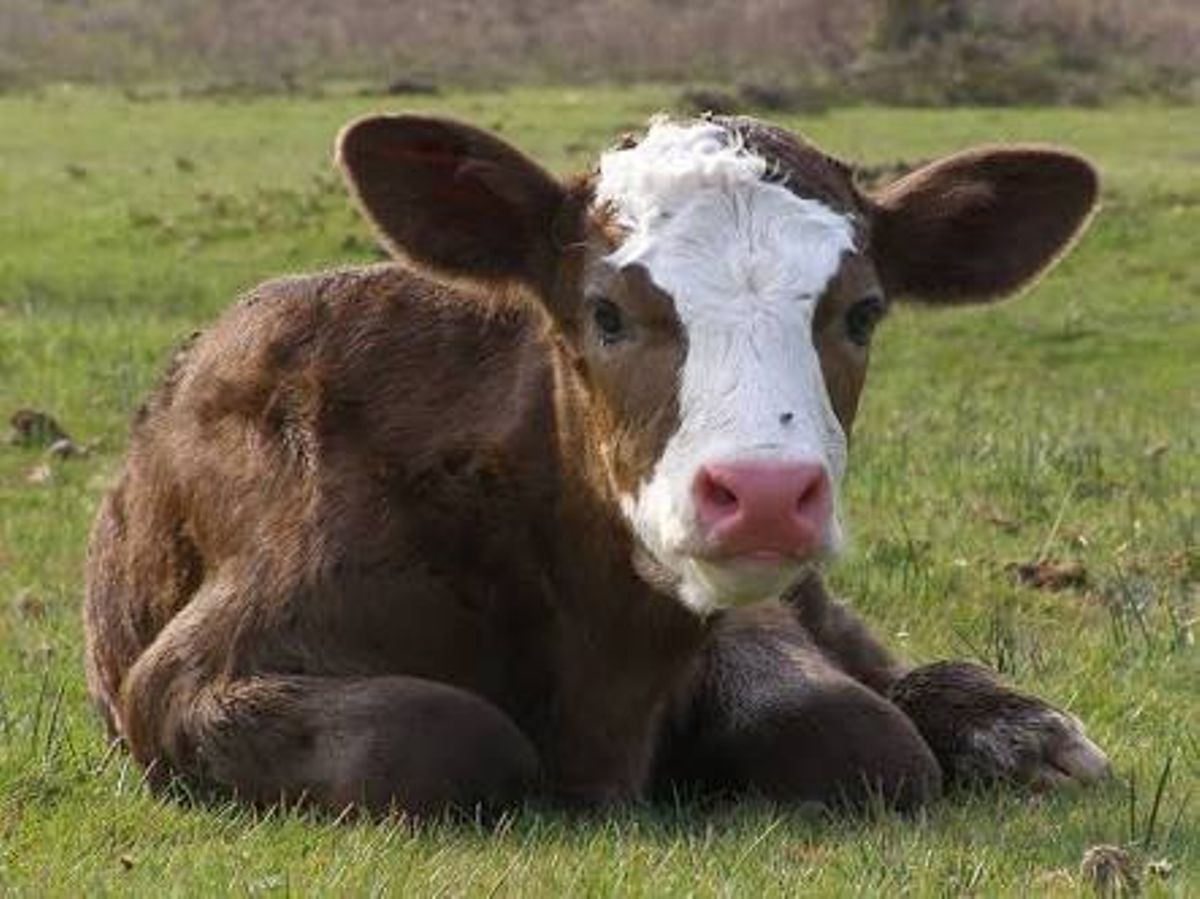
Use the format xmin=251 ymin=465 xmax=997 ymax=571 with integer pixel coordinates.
xmin=869 ymin=145 xmax=1099 ymax=305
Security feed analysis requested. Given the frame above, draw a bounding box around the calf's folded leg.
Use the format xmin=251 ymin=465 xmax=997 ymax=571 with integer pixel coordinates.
xmin=888 ymin=661 xmax=1111 ymax=790
xmin=124 ymin=667 xmax=538 ymax=816
xmin=787 ymin=577 xmax=1110 ymax=792
xmin=654 ymin=605 xmax=943 ymax=811
xmin=118 ymin=591 xmax=538 ymax=816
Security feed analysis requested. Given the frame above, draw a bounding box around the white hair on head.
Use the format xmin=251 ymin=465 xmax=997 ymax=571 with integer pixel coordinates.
xmin=596 ymin=119 xmax=767 ymax=236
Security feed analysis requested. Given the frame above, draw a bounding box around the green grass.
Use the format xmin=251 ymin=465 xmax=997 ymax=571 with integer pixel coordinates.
xmin=1 ymin=85 xmax=1196 ymax=895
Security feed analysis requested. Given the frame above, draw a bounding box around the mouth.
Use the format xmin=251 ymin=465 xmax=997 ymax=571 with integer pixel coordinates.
xmin=739 ymin=548 xmax=792 ymax=561
xmin=686 ymin=552 xmax=808 ymax=608
xmin=695 ymin=545 xmax=814 ymax=566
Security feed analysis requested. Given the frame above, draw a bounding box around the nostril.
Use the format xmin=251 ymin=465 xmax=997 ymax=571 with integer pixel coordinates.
xmin=696 ymin=468 xmax=740 ymax=515
xmin=795 ymin=470 xmax=829 ymax=515
xmin=710 ymin=482 xmax=738 ymax=508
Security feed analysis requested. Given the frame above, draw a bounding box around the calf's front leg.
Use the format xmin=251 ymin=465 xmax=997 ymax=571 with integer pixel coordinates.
xmin=888 ymin=661 xmax=1110 ymax=790
xmin=787 ymin=575 xmax=1110 ymax=791
xmin=654 ymin=604 xmax=943 ymax=811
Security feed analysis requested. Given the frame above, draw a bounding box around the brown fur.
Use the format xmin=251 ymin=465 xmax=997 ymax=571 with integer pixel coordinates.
xmin=84 ymin=114 xmax=1106 ymax=816
xmin=870 ymin=145 xmax=1099 ymax=302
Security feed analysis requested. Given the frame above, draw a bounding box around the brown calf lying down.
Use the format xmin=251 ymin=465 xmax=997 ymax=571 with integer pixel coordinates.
xmin=84 ymin=113 xmax=1110 ymax=815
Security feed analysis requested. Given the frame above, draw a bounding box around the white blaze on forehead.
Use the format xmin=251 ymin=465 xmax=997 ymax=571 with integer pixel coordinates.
xmin=597 ymin=120 xmax=857 ymax=615
xmin=596 ymin=121 xmax=768 ymax=237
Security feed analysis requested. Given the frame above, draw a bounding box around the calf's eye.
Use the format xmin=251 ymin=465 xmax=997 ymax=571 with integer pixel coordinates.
xmin=844 ymin=295 xmax=886 ymax=347
xmin=592 ymin=298 xmax=626 ymax=345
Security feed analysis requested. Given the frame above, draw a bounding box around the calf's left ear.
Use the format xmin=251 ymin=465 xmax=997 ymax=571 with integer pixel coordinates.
xmin=869 ymin=147 xmax=1099 ymax=304
xmin=337 ymin=115 xmax=573 ymax=295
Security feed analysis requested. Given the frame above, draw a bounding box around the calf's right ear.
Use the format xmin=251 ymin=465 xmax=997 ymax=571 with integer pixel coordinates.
xmin=337 ymin=115 xmax=573 ymax=295
xmin=869 ymin=146 xmax=1099 ymax=304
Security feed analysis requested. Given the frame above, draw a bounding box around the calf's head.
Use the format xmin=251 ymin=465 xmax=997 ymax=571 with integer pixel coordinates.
xmin=338 ymin=114 xmax=1097 ymax=614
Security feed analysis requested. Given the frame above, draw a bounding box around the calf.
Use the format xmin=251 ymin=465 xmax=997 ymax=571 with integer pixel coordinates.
xmin=84 ymin=114 xmax=1110 ymax=815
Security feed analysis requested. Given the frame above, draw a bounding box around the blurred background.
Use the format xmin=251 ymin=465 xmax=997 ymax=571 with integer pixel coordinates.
xmin=2 ymin=0 xmax=1198 ymax=107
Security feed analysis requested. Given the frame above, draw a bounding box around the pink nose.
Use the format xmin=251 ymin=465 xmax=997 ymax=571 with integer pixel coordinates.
xmin=693 ymin=461 xmax=831 ymax=559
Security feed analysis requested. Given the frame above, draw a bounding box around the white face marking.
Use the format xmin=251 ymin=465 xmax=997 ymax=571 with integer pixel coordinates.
xmin=597 ymin=120 xmax=856 ymax=615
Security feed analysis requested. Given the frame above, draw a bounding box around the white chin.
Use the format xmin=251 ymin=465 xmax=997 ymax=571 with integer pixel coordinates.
xmin=677 ymin=557 xmax=806 ymax=615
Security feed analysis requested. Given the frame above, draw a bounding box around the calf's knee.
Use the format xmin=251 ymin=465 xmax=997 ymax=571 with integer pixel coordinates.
xmin=693 ymin=680 xmax=944 ymax=811
xmin=327 ymin=680 xmax=540 ymax=816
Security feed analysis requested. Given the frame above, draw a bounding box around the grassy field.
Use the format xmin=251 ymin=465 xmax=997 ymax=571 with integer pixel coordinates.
xmin=0 ymin=85 xmax=1196 ymax=895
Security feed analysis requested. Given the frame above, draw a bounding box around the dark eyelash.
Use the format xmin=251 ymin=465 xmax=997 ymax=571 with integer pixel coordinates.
xmin=845 ymin=295 xmax=886 ymax=347
xmin=591 ymin=298 xmax=625 ymax=345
